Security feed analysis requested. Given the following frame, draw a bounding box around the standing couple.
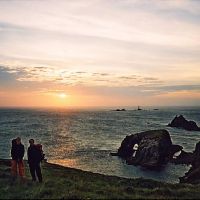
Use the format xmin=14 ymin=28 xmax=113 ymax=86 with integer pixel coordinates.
xmin=11 ymin=137 xmax=44 ymax=183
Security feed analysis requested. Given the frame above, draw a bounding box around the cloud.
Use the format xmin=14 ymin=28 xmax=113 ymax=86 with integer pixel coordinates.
xmin=150 ymin=0 xmax=200 ymax=15
xmin=157 ymin=84 xmax=200 ymax=93
xmin=0 ymin=3 xmax=199 ymax=79
xmin=138 ymin=84 xmax=200 ymax=97
xmin=119 ymin=75 xmax=137 ymax=80
xmin=34 ymin=89 xmax=68 ymax=97
xmin=0 ymin=0 xmax=199 ymax=48
xmin=1 ymin=63 xmax=200 ymax=91
xmin=0 ymin=63 xmax=165 ymax=88
xmin=0 ymin=65 xmax=21 ymax=86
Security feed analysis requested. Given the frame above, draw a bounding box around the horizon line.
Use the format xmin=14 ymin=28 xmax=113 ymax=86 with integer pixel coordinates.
xmin=0 ymin=105 xmax=200 ymax=109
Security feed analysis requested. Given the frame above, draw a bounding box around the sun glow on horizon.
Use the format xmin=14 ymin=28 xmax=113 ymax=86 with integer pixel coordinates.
xmin=57 ymin=93 xmax=67 ymax=99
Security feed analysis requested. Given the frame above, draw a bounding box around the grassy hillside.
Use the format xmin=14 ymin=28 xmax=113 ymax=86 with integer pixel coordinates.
xmin=0 ymin=159 xmax=199 ymax=199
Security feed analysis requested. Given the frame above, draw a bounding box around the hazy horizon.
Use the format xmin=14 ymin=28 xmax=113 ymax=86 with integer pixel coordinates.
xmin=0 ymin=105 xmax=200 ymax=110
xmin=0 ymin=0 xmax=200 ymax=107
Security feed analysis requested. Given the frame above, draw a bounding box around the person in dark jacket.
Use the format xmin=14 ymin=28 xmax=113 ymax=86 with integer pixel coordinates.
xmin=28 ymin=139 xmax=43 ymax=182
xmin=11 ymin=137 xmax=25 ymax=180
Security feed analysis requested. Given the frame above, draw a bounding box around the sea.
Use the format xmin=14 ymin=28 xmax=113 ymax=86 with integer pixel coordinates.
xmin=0 ymin=106 xmax=200 ymax=183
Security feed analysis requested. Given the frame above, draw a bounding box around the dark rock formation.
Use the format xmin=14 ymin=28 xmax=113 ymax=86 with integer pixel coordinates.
xmin=115 ymin=109 xmax=126 ymax=111
xmin=116 ymin=129 xmax=175 ymax=169
xmin=168 ymin=144 xmax=183 ymax=156
xmin=194 ymin=142 xmax=200 ymax=157
xmin=180 ymin=142 xmax=200 ymax=184
xmin=168 ymin=115 xmax=200 ymax=131
xmin=112 ymin=127 xmax=200 ymax=183
xmin=171 ymin=150 xmax=194 ymax=165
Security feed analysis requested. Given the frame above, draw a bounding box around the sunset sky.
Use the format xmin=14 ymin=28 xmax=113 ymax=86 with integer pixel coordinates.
xmin=0 ymin=0 xmax=200 ymax=107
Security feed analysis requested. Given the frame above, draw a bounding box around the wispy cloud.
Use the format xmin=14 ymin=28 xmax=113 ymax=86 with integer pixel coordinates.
xmin=0 ymin=64 xmax=163 ymax=87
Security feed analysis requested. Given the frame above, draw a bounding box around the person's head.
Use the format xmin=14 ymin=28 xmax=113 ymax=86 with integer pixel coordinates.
xmin=29 ymin=139 xmax=35 ymax=146
xmin=16 ymin=137 xmax=21 ymax=145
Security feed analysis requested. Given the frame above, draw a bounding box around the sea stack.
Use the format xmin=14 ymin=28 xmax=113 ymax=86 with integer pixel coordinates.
xmin=168 ymin=115 xmax=200 ymax=131
xmin=115 ymin=129 xmax=175 ymax=169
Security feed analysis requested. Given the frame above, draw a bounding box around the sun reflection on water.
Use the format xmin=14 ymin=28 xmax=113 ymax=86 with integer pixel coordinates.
xmin=48 ymin=158 xmax=78 ymax=168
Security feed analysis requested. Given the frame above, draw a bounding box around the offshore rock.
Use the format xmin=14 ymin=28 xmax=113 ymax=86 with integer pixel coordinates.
xmin=116 ymin=129 xmax=173 ymax=169
xmin=168 ymin=115 xmax=200 ymax=131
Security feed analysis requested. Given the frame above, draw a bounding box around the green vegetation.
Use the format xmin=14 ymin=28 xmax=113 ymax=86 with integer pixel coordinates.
xmin=0 ymin=159 xmax=199 ymax=199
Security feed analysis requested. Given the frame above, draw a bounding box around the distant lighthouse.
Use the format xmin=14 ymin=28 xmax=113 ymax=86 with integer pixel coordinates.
xmin=137 ymin=106 xmax=142 ymax=111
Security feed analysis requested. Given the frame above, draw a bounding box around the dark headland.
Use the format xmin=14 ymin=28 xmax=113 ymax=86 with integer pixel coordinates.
xmin=1 ymin=158 xmax=200 ymax=199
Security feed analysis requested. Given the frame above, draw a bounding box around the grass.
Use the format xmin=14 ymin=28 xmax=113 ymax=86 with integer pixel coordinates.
xmin=0 ymin=159 xmax=200 ymax=199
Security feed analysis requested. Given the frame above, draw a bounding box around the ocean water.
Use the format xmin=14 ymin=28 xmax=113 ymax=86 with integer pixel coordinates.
xmin=0 ymin=107 xmax=200 ymax=183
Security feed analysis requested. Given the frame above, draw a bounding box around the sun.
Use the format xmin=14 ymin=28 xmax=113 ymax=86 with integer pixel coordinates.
xmin=57 ymin=93 xmax=67 ymax=99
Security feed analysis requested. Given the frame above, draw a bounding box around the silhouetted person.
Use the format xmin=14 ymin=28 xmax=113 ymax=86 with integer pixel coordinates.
xmin=11 ymin=137 xmax=25 ymax=180
xmin=28 ymin=139 xmax=43 ymax=182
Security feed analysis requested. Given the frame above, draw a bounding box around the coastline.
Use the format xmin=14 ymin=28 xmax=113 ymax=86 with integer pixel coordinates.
xmin=0 ymin=159 xmax=200 ymax=199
